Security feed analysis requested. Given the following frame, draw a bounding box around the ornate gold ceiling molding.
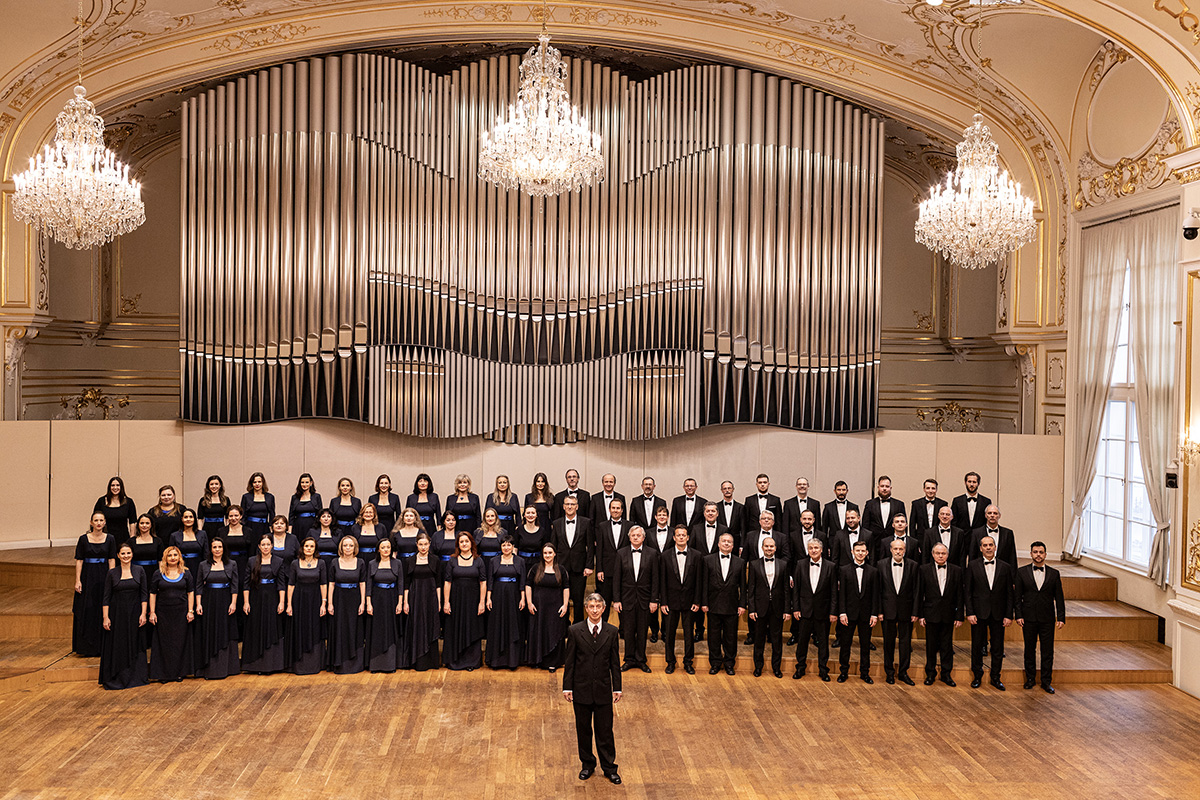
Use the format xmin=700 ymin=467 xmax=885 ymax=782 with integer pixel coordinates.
xmin=1075 ymin=118 xmax=1182 ymax=209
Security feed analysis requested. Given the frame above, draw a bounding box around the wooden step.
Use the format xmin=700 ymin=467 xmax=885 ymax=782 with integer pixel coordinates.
xmin=0 ymin=547 xmax=76 ymax=590
xmin=0 ymin=586 xmax=72 ymax=639
xmin=1056 ymin=563 xmax=1118 ymax=601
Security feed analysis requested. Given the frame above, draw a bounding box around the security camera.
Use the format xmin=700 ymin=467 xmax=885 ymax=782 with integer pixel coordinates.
xmin=1186 ymin=208 xmax=1200 ymax=241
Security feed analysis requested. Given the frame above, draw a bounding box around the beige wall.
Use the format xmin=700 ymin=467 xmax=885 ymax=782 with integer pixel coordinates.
xmin=0 ymin=422 xmax=50 ymax=546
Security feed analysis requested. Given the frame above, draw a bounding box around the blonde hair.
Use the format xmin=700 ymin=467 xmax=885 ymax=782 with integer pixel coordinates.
xmin=455 ymin=473 xmax=472 ymax=491
xmin=159 ymin=545 xmax=185 ymax=578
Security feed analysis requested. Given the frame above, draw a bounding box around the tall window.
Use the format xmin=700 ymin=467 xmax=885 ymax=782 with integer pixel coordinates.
xmin=1082 ymin=267 xmax=1154 ymax=567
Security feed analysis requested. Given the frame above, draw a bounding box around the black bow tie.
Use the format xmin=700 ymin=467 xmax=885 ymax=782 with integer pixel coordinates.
xmin=707 ymin=523 xmax=716 ymax=528
xmin=854 ymin=563 xmax=865 ymax=569
xmin=566 ymin=520 xmax=575 ymax=524
xmin=632 ymin=549 xmax=642 ymax=554
xmin=810 ymin=561 xmax=821 ymax=567
xmin=759 ymin=494 xmax=768 ymax=499
xmin=676 ymin=550 xmax=687 ymax=556
xmin=937 ymin=565 xmax=946 ymax=570
xmin=657 ymin=529 xmax=667 ymax=533
xmin=893 ymin=562 xmax=904 ymax=568
xmin=1033 ymin=566 xmax=1044 ymax=572
xmin=939 ymin=528 xmax=949 ymax=533
xmin=984 ymin=560 xmax=995 ymax=566
xmin=837 ymin=501 xmax=846 ymax=505
xmin=721 ymin=554 xmax=730 ymax=559
xmin=764 ymin=558 xmax=774 ymax=563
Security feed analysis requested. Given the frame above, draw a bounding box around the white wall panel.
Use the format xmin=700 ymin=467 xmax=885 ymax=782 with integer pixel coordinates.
xmin=0 ymin=422 xmax=50 ymax=545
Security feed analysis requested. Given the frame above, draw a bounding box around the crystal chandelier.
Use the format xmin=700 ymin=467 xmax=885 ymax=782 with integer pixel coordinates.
xmin=478 ymin=11 xmax=603 ymax=197
xmin=12 ymin=1 xmax=145 ymax=250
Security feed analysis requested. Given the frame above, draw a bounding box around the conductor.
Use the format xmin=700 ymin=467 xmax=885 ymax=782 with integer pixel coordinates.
xmin=563 ymin=592 xmax=623 ymax=785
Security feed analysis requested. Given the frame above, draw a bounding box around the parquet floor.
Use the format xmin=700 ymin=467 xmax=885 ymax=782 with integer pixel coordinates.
xmin=1 ymin=669 xmax=1199 ymax=799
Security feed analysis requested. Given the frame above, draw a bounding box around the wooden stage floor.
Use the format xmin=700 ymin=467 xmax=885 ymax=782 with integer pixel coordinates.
xmin=1 ymin=670 xmax=1199 ymax=799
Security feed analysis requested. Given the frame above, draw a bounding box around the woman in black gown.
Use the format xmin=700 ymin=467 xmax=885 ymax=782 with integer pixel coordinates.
xmin=128 ymin=514 xmax=164 ymax=610
xmin=241 ymin=535 xmax=287 ymax=674
xmin=475 ymin=508 xmax=504 ymax=562
xmin=149 ymin=546 xmax=195 ymax=682
xmin=485 ymin=536 xmax=525 ymax=670
xmin=330 ymin=478 xmax=362 ymax=534
xmin=366 ymin=538 xmax=404 ymax=673
xmin=217 ymin=505 xmax=251 ymax=639
xmin=369 ymin=474 xmax=402 ymax=534
xmin=100 ymin=543 xmax=148 ymax=689
xmin=196 ymin=475 xmax=230 ymax=535
xmin=442 ymin=531 xmax=486 ymax=671
xmin=268 ymin=514 xmax=300 ymax=572
xmin=405 ymin=474 xmax=441 ymax=534
xmin=445 ymin=474 xmax=482 ymax=537
xmin=313 ymin=509 xmax=339 ymax=566
xmin=94 ymin=477 xmax=137 ymax=541
xmin=432 ymin=510 xmax=461 ymax=565
xmin=392 ymin=507 xmax=425 ymax=559
xmin=195 ymin=537 xmax=240 ymax=679
xmin=73 ymin=512 xmax=116 ymax=657
xmin=524 ymin=472 xmax=554 ymax=530
xmin=353 ymin=503 xmax=387 ymax=562
xmin=524 ymin=542 xmax=570 ymax=671
xmin=148 ymin=485 xmax=186 ymax=543
xmin=169 ymin=509 xmax=208 ymax=581
xmin=287 ymin=537 xmax=327 ymax=675
xmin=240 ymin=472 xmax=276 ymax=542
xmin=485 ymin=475 xmax=521 ymax=537
xmin=288 ymin=473 xmax=322 ymax=541
xmin=327 ymin=535 xmax=367 ymax=674
xmin=515 ymin=505 xmax=549 ymax=567
xmin=402 ymin=532 xmax=440 ymax=670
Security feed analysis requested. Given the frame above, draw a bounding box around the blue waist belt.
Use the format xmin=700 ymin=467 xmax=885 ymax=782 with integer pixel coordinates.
xmin=83 ymin=557 xmax=107 ymax=564
xmin=208 ymin=582 xmax=229 ymax=589
xmin=273 ymin=546 xmax=285 ymax=551
xmin=259 ymin=578 xmax=275 ymax=585
xmin=518 ymin=550 xmax=537 ymax=559
xmin=134 ymin=559 xmax=157 ymax=566
xmin=498 ymin=514 xmax=513 ymax=521
xmin=298 ymin=512 xmax=316 ymax=518
xmin=360 ymin=546 xmax=377 ymax=553
xmin=184 ymin=553 xmax=199 ymax=559
xmin=337 ymin=520 xmax=354 ymax=526
xmin=204 ymin=516 xmax=224 ymax=522
xmin=439 ymin=555 xmax=453 ymax=561
xmin=336 ymin=582 xmax=359 ymax=589
xmin=374 ymin=582 xmax=396 ymax=589
xmin=497 ymin=576 xmax=518 ymax=583
xmin=481 ymin=550 xmax=499 ymax=557
xmin=247 ymin=517 xmax=268 ymax=523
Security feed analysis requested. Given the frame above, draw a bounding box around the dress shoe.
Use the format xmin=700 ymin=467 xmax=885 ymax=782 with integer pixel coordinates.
xmin=621 ymin=664 xmax=634 ymax=672
xmin=793 ymin=668 xmax=804 ymax=679
xmin=725 ymin=667 xmax=735 ymax=676
xmin=773 ymin=669 xmax=783 ymax=678
xmin=684 ymin=663 xmax=695 ymax=675
xmin=861 ymin=675 xmax=874 ymax=684
xmin=990 ymin=678 xmax=1005 ymax=691
xmin=898 ymin=674 xmax=915 ymax=686
xmin=606 ymin=772 xmax=622 ymax=785
xmin=786 ymin=635 xmax=797 ymax=646
xmin=709 ymin=667 xmax=721 ymax=675
xmin=837 ymin=674 xmax=848 ymax=683
xmin=886 ymin=675 xmax=896 ymax=684
xmin=1042 ymin=684 xmax=1055 ymax=694
xmin=579 ymin=768 xmax=593 ymax=781
xmin=744 ymin=635 xmax=753 ymax=645
xmin=970 ymin=678 xmax=982 ymax=689
xmin=693 ymin=632 xmax=704 ymax=643
xmin=639 ymin=664 xmax=651 ymax=673
xmin=924 ymin=676 xmax=936 ymax=685
xmin=649 ymin=634 xmax=658 ymax=644
xmin=1024 ymin=678 xmax=1035 ymax=690
xmin=665 ymin=663 xmax=676 ymax=674
xmin=549 ymin=666 xmax=557 ymax=673
xmin=820 ymin=673 xmax=831 ymax=682
xmin=981 ymin=643 xmax=989 ymax=656
xmin=870 ymin=642 xmax=877 ymax=651
xmin=753 ymin=667 xmax=763 ymax=677
xmin=940 ymin=676 xmax=957 ymax=687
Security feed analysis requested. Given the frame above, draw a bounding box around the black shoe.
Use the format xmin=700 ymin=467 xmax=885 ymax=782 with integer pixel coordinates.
xmin=981 ymin=644 xmax=989 ymax=656
xmin=549 ymin=667 xmax=557 ymax=673
xmin=725 ymin=667 xmax=735 ymax=676
xmin=621 ymin=664 xmax=634 ymax=672
xmin=899 ymin=674 xmax=915 ymax=686
xmin=744 ymin=635 xmax=753 ymax=645
xmin=685 ymin=663 xmax=695 ymax=675
xmin=773 ymin=669 xmax=783 ymax=678
xmin=941 ymin=677 xmax=957 ymax=687
xmin=694 ymin=632 xmax=704 ymax=643
xmin=786 ymin=635 xmax=798 ymax=646
xmin=649 ymin=634 xmax=658 ymax=644
xmin=665 ymin=663 xmax=676 ymax=674
xmin=991 ymin=678 xmax=1005 ymax=691
xmin=579 ymin=768 xmax=594 ymax=781
xmin=870 ymin=642 xmax=877 ymax=651
xmin=793 ymin=668 xmax=804 ymax=679
xmin=709 ymin=667 xmax=721 ymax=675
xmin=753 ymin=667 xmax=763 ymax=677
xmin=924 ymin=676 xmax=936 ymax=685
xmin=970 ymin=678 xmax=982 ymax=689
xmin=1024 ymin=678 xmax=1035 ymax=690
xmin=1042 ymin=684 xmax=1055 ymax=694
xmin=886 ymin=675 xmax=896 ymax=684
xmin=639 ymin=664 xmax=651 ymax=673
xmin=837 ymin=674 xmax=848 ymax=683
xmin=820 ymin=673 xmax=831 ymax=682
xmin=606 ymin=772 xmax=622 ymax=785
xmin=861 ymin=675 xmax=874 ymax=684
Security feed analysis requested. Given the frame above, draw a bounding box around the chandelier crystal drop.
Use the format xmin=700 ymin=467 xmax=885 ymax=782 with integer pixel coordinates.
xmin=914 ymin=113 xmax=1036 ymax=270
xmin=13 ymin=84 xmax=146 ymax=250
xmin=478 ymin=32 xmax=604 ymax=197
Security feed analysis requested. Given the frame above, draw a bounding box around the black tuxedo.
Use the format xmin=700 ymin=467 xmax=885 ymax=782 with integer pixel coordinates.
xmin=861 ymin=496 xmax=905 ymax=539
xmin=788 ymin=558 xmax=837 ymax=677
xmin=594 ymin=518 xmax=633 ymax=621
xmin=660 ymin=546 xmax=702 ymax=666
xmin=921 ymin=525 xmax=968 ymax=567
xmin=829 ymin=527 xmax=873 ymax=567
xmin=701 ymin=552 xmax=744 ymax=669
xmin=743 ymin=493 xmax=784 ymax=536
xmin=951 ymin=493 xmax=992 ymax=533
xmin=964 ymin=558 xmax=1015 ymax=680
xmin=877 ymin=556 xmax=920 ymax=679
xmin=969 ymin=526 xmax=1018 ymax=570
xmin=874 ymin=533 xmax=921 ymax=565
xmin=715 ymin=500 xmax=747 ymax=550
xmin=821 ymin=500 xmax=859 ymax=539
xmin=747 ymin=557 xmax=789 ymax=672
xmin=782 ymin=496 xmax=822 ymax=536
xmin=613 ymin=546 xmax=661 ymax=667
xmin=590 ymin=491 xmax=627 ymax=523
xmin=741 ymin=527 xmax=784 ymax=563
xmin=670 ymin=494 xmax=707 ymax=531
xmin=629 ymin=494 xmax=668 ymax=530
xmin=837 ymin=561 xmax=880 ymax=678
xmin=783 ymin=527 xmax=827 ymax=569
xmin=689 ymin=521 xmax=727 ymax=556
xmin=563 ymin=620 xmax=622 ymax=775
xmin=552 ymin=515 xmax=594 ymax=622
xmin=909 ymin=496 xmax=949 ymax=536
xmin=1014 ymin=563 xmax=1067 ymax=686
xmin=551 ymin=488 xmax=592 ymax=522
xmin=917 ymin=562 xmax=964 ymax=679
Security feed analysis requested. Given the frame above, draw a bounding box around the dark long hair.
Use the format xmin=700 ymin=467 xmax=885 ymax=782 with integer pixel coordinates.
xmin=294 ymin=473 xmax=316 ymax=498
xmin=204 ymin=475 xmax=228 ymax=504
xmin=533 ymin=542 xmax=563 ymax=584
xmin=105 ymin=476 xmax=127 ymax=504
xmin=413 ymin=473 xmax=434 ymax=495
xmin=250 ymin=535 xmax=273 ymax=582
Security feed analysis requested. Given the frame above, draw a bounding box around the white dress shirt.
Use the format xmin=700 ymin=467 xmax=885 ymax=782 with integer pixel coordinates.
xmin=564 ymin=517 xmax=577 ymax=548
xmin=809 ymin=560 xmax=822 ymax=593
xmin=720 ymin=553 xmax=731 ymax=580
xmin=891 ymin=559 xmax=904 ymax=592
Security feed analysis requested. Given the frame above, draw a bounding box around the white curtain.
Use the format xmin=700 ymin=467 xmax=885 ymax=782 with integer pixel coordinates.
xmin=1064 ymin=222 xmax=1128 ymax=556
xmin=1129 ymin=207 xmax=1179 ymax=588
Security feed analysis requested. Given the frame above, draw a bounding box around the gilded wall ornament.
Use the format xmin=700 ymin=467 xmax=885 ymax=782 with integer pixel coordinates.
xmin=913 ymin=401 xmax=982 ymax=432
xmin=1075 ymin=119 xmax=1181 ymax=209
xmin=423 ymin=5 xmax=514 ymax=22
xmin=569 ymin=8 xmax=658 ymax=28
xmin=748 ymin=40 xmax=868 ymax=77
xmin=56 ymin=387 xmax=132 ymax=421
xmin=203 ymin=22 xmax=316 ymax=52
xmin=913 ymin=309 xmax=934 ymax=331
xmin=1185 ymin=518 xmax=1200 ymax=590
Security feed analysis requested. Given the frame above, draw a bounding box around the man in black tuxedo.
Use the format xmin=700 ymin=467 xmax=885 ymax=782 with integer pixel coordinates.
xmin=741 ymin=509 xmax=781 ymax=646
xmin=969 ymin=505 xmax=1019 ymax=569
xmin=877 ymin=538 xmax=920 ymax=685
xmin=785 ymin=510 xmax=827 ymax=566
xmin=670 ymin=478 xmax=706 ymax=531
xmin=830 ymin=509 xmax=872 ymax=567
xmin=551 ymin=495 xmax=594 ymax=623
xmin=788 ymin=538 xmax=836 ymax=681
xmin=660 ymin=527 xmax=702 ymax=674
xmin=613 ymin=526 xmax=660 ymax=673
xmin=874 ymin=513 xmax=921 ymax=564
xmin=746 ymin=535 xmax=788 ymax=677
xmin=743 ymin=474 xmax=783 ymax=541
xmin=782 ymin=477 xmax=822 ymax=538
xmin=552 ymin=468 xmax=593 ymax=522
xmin=563 ymin=593 xmax=622 ymax=785
xmin=594 ymin=498 xmax=632 ymax=623
xmin=1014 ymin=541 xmax=1067 ymax=693
xmin=629 ymin=476 xmax=667 ymax=530
xmin=921 ymin=506 xmax=967 ymax=567
xmin=689 ymin=502 xmax=726 ymax=644
xmin=645 ymin=505 xmax=673 ymax=642
xmin=700 ymin=532 xmax=744 ymax=675
xmin=836 ymin=540 xmax=880 ymax=683
xmin=590 ymin=474 xmax=625 ymax=525
xmin=861 ymin=476 xmax=904 ymax=541
xmin=716 ymin=481 xmax=746 ymax=551
xmin=965 ymin=534 xmax=1014 ymax=690
xmin=909 ymin=478 xmax=948 ymax=539
xmin=821 ymin=480 xmax=859 ymax=538
xmin=951 ymin=471 xmax=991 ymax=533
xmin=918 ymin=542 xmax=964 ymax=685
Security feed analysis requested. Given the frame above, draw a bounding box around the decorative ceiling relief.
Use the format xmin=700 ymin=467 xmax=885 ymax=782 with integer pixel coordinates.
xmin=1075 ymin=118 xmax=1181 ymax=209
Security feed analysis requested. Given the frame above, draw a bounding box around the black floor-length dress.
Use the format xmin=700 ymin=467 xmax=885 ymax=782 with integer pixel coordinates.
xmin=288 ymin=559 xmax=327 ymax=675
xmin=485 ymin=556 xmax=525 ymax=669
xmin=366 ymin=560 xmax=404 ymax=672
xmin=403 ymin=557 xmax=441 ymax=670
xmin=241 ymin=556 xmax=288 ymax=674
xmin=443 ymin=557 xmax=486 ymax=670
xmin=73 ymin=533 xmax=116 ymax=656
xmin=170 ymin=530 xmax=209 ymax=580
xmin=327 ymin=559 xmax=367 ymax=674
xmin=99 ymin=566 xmax=148 ymax=689
xmin=195 ymin=561 xmax=240 ymax=678
xmin=149 ymin=570 xmax=195 ymax=681
xmin=525 ymin=565 xmax=569 ymax=669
